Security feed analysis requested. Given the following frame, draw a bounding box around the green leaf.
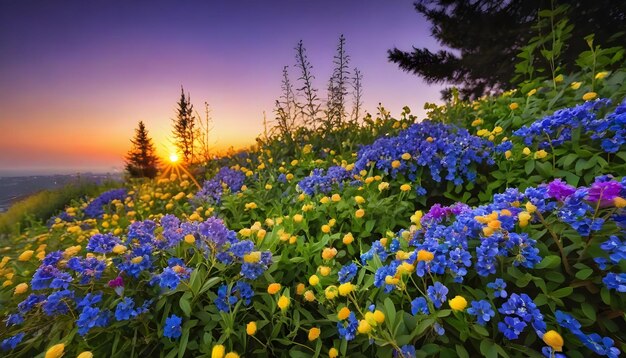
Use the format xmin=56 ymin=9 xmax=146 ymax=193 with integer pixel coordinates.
xmin=551 ymin=287 xmax=573 ymax=298
xmin=575 ymin=268 xmax=593 ymax=280
xmin=179 ymin=295 xmax=192 ymax=317
xmin=383 ymin=297 xmax=396 ymax=327
xmin=581 ymin=302 xmax=596 ymax=321
xmin=535 ymin=255 xmax=561 ymax=269
xmin=456 ymin=345 xmax=470 ymax=358
xmin=524 ymin=160 xmax=535 ymax=175
xmin=480 ymin=340 xmax=497 ymax=358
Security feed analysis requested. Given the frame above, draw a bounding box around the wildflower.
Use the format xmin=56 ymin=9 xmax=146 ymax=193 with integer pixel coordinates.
xmin=358 ymin=320 xmax=372 ymax=334
xmin=112 ymin=244 xmax=127 ymax=254
xmin=246 ymin=321 xmax=257 ymax=335
xmin=321 ymin=225 xmax=331 ymax=233
xmin=309 ymin=275 xmax=319 ymax=286
xmin=372 ymin=310 xmax=385 ymax=324
xmin=518 ymin=211 xmax=531 ymax=227
xmin=164 ymin=314 xmax=182 ymax=339
xmin=355 ymin=209 xmax=365 ymax=218
xmin=14 ymin=282 xmax=28 ymax=295
xmin=416 ymin=250 xmax=434 ymax=262
xmin=449 ymin=295 xmax=467 ymax=311
xmin=411 ymin=297 xmax=429 ymax=315
xmin=277 ymin=295 xmax=290 ymax=310
xmin=400 ymin=184 xmax=411 ymax=192
xmin=615 ymin=197 xmax=626 ymax=208
xmin=582 ymin=92 xmax=597 ymax=101
xmin=1 ymin=333 xmax=25 ymax=351
xmin=45 ymin=343 xmax=65 ymax=358
xmin=329 ymin=347 xmax=339 ymax=358
xmin=338 ymin=282 xmax=354 ymax=296
xmin=304 ymin=290 xmax=315 ymax=302
xmin=308 ymin=327 xmax=321 ymax=341
xmin=293 ymin=214 xmax=303 ymax=223
xmin=467 ymin=300 xmax=495 ymax=325
xmin=355 ymin=196 xmax=365 ymax=204
xmin=331 ymin=194 xmax=341 ymax=202
xmin=543 ymin=330 xmax=564 ymax=352
xmin=427 ymin=282 xmax=448 ymax=309
xmin=319 ymin=266 xmax=331 ymax=276
xmin=487 ymin=279 xmax=508 ymax=298
xmin=505 ymin=150 xmax=512 ymax=159
xmin=322 ymin=247 xmax=337 ymax=260
xmin=267 ymin=283 xmax=281 ymax=294
xmin=509 ymin=103 xmax=519 ymax=110
xmin=338 ymin=263 xmax=357 ymax=283
xmin=212 ymin=345 xmax=225 ymax=358
xmin=325 ymin=285 xmax=338 ymax=300
xmin=338 ymin=307 xmax=351 ymax=320
xmin=527 ymin=88 xmax=537 ymax=97
xmin=571 ymin=81 xmax=582 ymax=90
xmin=184 ymin=234 xmax=195 ymax=244
xmin=522 ymin=147 xmax=531 ymax=156
xmin=77 ymin=352 xmax=93 ymax=358
xmin=342 ymin=232 xmax=354 ymax=245
xmin=378 ymin=182 xmax=390 ymax=191
xmin=18 ymin=250 xmax=34 ymax=261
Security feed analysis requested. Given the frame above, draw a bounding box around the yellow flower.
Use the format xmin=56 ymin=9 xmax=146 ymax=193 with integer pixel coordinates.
xmin=488 ymin=220 xmax=501 ymax=230
xmin=416 ymin=250 xmax=434 ymax=262
xmin=522 ymin=147 xmax=531 ymax=156
xmin=342 ymin=232 xmax=354 ymax=245
xmin=14 ymin=282 xmax=28 ymax=295
xmin=309 ymin=274 xmax=320 ymax=286
xmin=357 ymin=320 xmax=372 ymax=334
xmin=246 ymin=321 xmax=257 ymax=335
xmin=570 ymin=81 xmax=582 ymax=90
xmin=400 ymin=184 xmax=411 ymax=192
xmin=505 ymin=150 xmax=512 ymax=159
xmin=240 ymin=228 xmax=252 ymax=237
xmin=449 ymin=295 xmax=468 ymax=311
xmin=595 ymin=71 xmax=609 ymax=80
xmin=184 ymin=234 xmax=195 ymax=244
xmin=267 ymin=283 xmax=281 ymax=294
xmin=534 ymin=149 xmax=548 ymax=159
xmin=384 ymin=275 xmax=399 ymax=285
xmin=304 ymin=290 xmax=315 ymax=302
xmin=518 ymin=211 xmax=531 ymax=227
xmin=378 ymin=182 xmax=389 ymax=191
xmin=293 ymin=214 xmax=303 ymax=223
xmin=325 ymin=285 xmax=338 ymax=300
xmin=582 ymin=92 xmax=597 ymax=101
xmin=509 ymin=103 xmax=519 ymax=110
xmin=614 ymin=197 xmax=626 ymax=208
xmin=543 ymin=330 xmax=564 ymax=352
xmin=426 ymin=136 xmax=434 ymax=142
xmin=212 ymin=345 xmax=225 ymax=358
xmin=277 ymin=295 xmax=290 ymax=311
xmin=265 ymin=184 xmax=272 ymax=190
xmin=321 ymin=247 xmax=337 ymax=260
xmin=525 ymin=201 xmax=537 ymax=213
xmin=18 ymin=250 xmax=34 ymax=261
xmin=131 ymin=256 xmax=143 ymax=264
xmin=482 ymin=226 xmax=495 ymax=237
xmin=338 ymin=307 xmax=351 ymax=320
xmin=338 ymin=282 xmax=354 ymax=296
xmin=319 ymin=266 xmax=331 ymax=276
xmin=257 ymin=229 xmax=267 ymax=240
xmin=331 ymin=194 xmax=341 ymax=202
xmin=224 ymin=352 xmax=239 ymax=358
xmin=321 ymin=224 xmax=331 ymax=234
xmin=45 ymin=343 xmax=65 ymax=358
xmin=77 ymin=352 xmax=93 ymax=358
xmin=471 ymin=118 xmax=483 ymax=127
xmin=401 ymin=152 xmax=411 ymax=160
xmin=527 ymin=88 xmax=537 ymax=97
xmin=354 ymin=196 xmax=365 ymax=204
xmin=112 ymin=245 xmax=127 ymax=254
xmin=355 ymin=209 xmax=365 ymax=219
xmin=554 ymin=74 xmax=564 ymax=83
xmin=329 ymin=347 xmax=339 ymax=358
xmin=391 ymin=160 xmax=401 ymax=169
xmin=308 ymin=327 xmax=321 ymax=341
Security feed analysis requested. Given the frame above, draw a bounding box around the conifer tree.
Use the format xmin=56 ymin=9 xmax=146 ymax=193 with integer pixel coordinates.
xmin=125 ymin=121 xmax=159 ymax=178
xmin=172 ymin=87 xmax=196 ymax=163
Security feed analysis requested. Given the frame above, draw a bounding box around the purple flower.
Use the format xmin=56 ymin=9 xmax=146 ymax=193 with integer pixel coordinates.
xmin=546 ymin=179 xmax=575 ymax=201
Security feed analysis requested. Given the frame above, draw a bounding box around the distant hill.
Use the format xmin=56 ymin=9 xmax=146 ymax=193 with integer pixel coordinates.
xmin=0 ymin=173 xmax=123 ymax=212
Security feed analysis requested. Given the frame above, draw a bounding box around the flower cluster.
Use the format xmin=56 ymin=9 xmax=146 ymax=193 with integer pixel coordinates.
xmin=196 ymin=167 xmax=246 ymax=203
xmin=83 ymin=188 xmax=127 ymax=218
xmin=297 ymin=166 xmax=351 ymax=196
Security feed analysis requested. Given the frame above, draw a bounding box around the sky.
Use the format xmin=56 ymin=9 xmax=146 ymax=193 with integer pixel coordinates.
xmin=0 ymin=0 xmax=443 ymax=176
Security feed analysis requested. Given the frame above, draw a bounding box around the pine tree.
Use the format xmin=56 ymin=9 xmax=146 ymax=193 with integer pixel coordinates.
xmin=125 ymin=121 xmax=159 ymax=179
xmin=172 ymin=86 xmax=196 ymax=163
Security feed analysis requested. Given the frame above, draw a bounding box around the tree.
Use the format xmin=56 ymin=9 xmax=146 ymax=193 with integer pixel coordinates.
xmin=273 ymin=66 xmax=299 ymax=138
xmin=388 ymin=0 xmax=626 ymax=100
xmin=328 ymin=34 xmax=350 ymax=126
xmin=351 ymin=67 xmax=363 ymax=122
xmin=294 ymin=40 xmax=321 ymax=129
xmin=194 ymin=102 xmax=214 ymax=164
xmin=125 ymin=121 xmax=159 ymax=179
xmin=172 ymin=86 xmax=196 ymax=163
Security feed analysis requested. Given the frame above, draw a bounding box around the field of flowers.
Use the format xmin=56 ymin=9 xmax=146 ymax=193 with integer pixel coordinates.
xmin=2 ymin=50 xmax=626 ymax=357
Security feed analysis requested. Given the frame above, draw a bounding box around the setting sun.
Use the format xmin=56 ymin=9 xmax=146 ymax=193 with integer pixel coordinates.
xmin=169 ymin=153 xmax=179 ymax=163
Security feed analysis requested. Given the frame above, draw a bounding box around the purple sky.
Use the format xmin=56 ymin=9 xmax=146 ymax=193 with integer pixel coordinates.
xmin=0 ymin=0 xmax=443 ymax=176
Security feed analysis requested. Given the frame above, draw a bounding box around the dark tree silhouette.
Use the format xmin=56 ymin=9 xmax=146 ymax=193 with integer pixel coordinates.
xmin=294 ymin=40 xmax=321 ymax=129
xmin=172 ymin=87 xmax=196 ymax=163
xmin=125 ymin=121 xmax=159 ymax=179
xmin=389 ymin=0 xmax=626 ymax=100
xmin=328 ymin=34 xmax=350 ymax=126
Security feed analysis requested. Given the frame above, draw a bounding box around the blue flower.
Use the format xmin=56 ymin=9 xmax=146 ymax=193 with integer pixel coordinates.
xmin=17 ymin=294 xmax=46 ymax=314
xmin=337 ymin=312 xmax=358 ymax=341
xmin=163 ymin=314 xmax=182 ymax=339
xmin=467 ymin=300 xmax=495 ymax=326
xmin=77 ymin=305 xmax=110 ymax=336
xmin=1 ymin=333 xmax=25 ymax=351
xmin=84 ymin=188 xmax=127 ymax=218
xmin=115 ymin=297 xmax=138 ymax=321
xmin=5 ymin=313 xmax=24 ymax=327
xmin=42 ymin=289 xmax=75 ymax=316
xmin=215 ymin=282 xmax=254 ymax=312
xmin=603 ymin=273 xmax=626 ymax=292
xmin=86 ymin=233 xmax=121 ymax=253
xmin=498 ymin=316 xmax=527 ymax=340
xmin=426 ymin=282 xmax=448 ymax=309
xmin=397 ymin=345 xmax=416 ymax=358
xmin=411 ymin=297 xmax=429 ymax=315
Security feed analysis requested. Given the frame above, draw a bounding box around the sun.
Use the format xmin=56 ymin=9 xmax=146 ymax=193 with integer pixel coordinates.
xmin=169 ymin=153 xmax=179 ymax=163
